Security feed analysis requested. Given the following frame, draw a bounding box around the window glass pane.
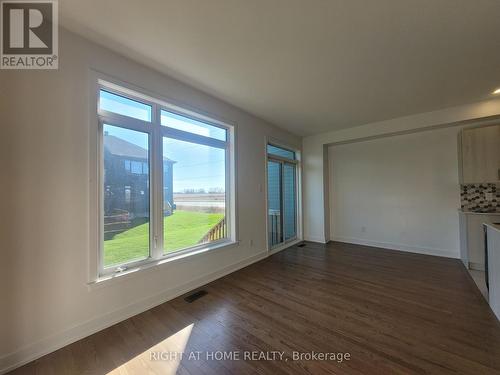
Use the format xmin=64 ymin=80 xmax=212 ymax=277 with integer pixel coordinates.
xmin=103 ymin=124 xmax=150 ymax=267
xmin=283 ymin=163 xmax=297 ymax=240
xmin=100 ymin=90 xmax=152 ymax=122
xmin=162 ymin=137 xmax=226 ymax=253
xmin=268 ymin=160 xmax=282 ymax=247
xmin=161 ymin=110 xmax=227 ymax=141
xmin=267 ymin=144 xmax=295 ymax=160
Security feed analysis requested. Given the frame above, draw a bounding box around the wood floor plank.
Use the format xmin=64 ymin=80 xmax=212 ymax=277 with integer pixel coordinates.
xmin=8 ymin=241 xmax=500 ymax=374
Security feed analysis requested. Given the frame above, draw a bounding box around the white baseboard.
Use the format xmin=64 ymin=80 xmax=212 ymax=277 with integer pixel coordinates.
xmin=332 ymin=236 xmax=460 ymax=259
xmin=469 ymin=262 xmax=485 ymax=271
xmin=0 ymin=251 xmax=268 ymax=375
xmin=269 ymin=238 xmax=302 ymax=255
xmin=303 ymin=235 xmax=327 ymax=244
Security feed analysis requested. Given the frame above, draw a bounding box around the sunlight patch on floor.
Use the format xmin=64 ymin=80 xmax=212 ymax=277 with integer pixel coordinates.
xmin=107 ymin=323 xmax=194 ymax=375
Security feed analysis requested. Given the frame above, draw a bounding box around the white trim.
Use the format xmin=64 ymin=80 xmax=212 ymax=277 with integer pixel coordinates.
xmin=332 ymin=236 xmax=460 ymax=259
xmin=304 ymin=235 xmax=328 ymax=244
xmin=267 ymin=139 xmax=297 ymax=158
xmin=469 ymin=262 xmax=485 ymax=271
xmin=99 ymin=111 xmax=152 ymax=132
xmin=88 ymin=71 xmax=100 ymax=283
xmin=152 ymin=104 xmax=163 ymax=259
xmin=269 ymin=238 xmax=302 ymax=255
xmin=98 ymin=120 xmax=154 ymax=277
xmin=90 ymin=72 xmax=237 ymax=278
xmin=90 ymin=240 xmax=239 ymax=288
xmin=98 ymin=84 xmax=154 ymax=121
xmin=96 ymin=75 xmax=237 ymax=130
xmin=267 ymin=154 xmax=299 ymax=164
xmin=91 ymin=240 xmax=238 ymax=287
xmin=0 ymin=249 xmax=268 ymax=375
xmin=161 ymin=126 xmax=227 ymax=149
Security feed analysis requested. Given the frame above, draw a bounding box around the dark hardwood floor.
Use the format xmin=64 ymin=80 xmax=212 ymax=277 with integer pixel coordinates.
xmin=10 ymin=242 xmax=500 ymax=374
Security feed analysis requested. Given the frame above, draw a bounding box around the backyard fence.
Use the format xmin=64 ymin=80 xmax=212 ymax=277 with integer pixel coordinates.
xmin=104 ymin=209 xmax=131 ymax=239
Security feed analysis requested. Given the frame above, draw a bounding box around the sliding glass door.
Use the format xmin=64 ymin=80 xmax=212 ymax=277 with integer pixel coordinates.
xmin=267 ymin=144 xmax=298 ymax=248
xmin=267 ymin=160 xmax=282 ymax=246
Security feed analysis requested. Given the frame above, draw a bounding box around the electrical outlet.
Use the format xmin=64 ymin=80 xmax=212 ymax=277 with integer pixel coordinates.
xmin=361 ymin=226 xmax=367 ymax=233
xmin=249 ymin=239 xmax=254 ymax=247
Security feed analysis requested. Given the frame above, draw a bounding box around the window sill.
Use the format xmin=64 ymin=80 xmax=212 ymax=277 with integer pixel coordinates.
xmin=87 ymin=240 xmax=239 ymax=290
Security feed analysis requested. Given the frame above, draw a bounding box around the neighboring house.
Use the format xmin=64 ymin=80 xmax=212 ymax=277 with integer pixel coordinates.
xmin=103 ymin=133 xmax=175 ymax=225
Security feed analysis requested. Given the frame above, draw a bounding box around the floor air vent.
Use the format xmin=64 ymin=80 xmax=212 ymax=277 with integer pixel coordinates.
xmin=298 ymin=243 xmax=306 ymax=247
xmin=184 ymin=290 xmax=208 ymax=303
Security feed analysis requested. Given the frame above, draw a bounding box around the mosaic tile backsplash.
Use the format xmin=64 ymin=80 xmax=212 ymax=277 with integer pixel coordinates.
xmin=461 ymin=183 xmax=500 ymax=212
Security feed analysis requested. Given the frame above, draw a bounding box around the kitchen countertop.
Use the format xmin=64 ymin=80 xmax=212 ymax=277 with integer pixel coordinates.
xmin=485 ymin=223 xmax=500 ymax=232
xmin=459 ymin=209 xmax=500 ymax=216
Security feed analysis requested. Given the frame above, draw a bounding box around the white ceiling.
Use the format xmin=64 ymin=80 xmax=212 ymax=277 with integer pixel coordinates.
xmin=60 ymin=0 xmax=500 ymax=136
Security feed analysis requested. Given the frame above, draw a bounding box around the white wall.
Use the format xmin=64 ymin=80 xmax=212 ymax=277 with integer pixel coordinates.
xmin=0 ymin=30 xmax=300 ymax=373
xmin=329 ymin=127 xmax=462 ymax=257
xmin=303 ymin=100 xmax=500 ymax=244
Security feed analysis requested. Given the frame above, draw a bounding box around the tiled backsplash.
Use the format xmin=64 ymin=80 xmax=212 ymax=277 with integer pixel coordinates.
xmin=461 ymin=183 xmax=500 ymax=212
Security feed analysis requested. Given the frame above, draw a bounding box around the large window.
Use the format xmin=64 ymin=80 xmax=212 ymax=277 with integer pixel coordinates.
xmin=98 ymin=82 xmax=234 ymax=275
xmin=267 ymin=144 xmax=298 ymax=248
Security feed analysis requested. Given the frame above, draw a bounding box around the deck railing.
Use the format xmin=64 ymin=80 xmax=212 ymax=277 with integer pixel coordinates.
xmin=268 ymin=210 xmax=281 ymax=247
xmin=199 ymin=217 xmax=226 ymax=244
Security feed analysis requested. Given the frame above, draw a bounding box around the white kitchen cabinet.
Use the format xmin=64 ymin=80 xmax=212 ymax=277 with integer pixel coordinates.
xmin=459 ymin=211 xmax=500 ymax=270
xmin=486 ymin=224 xmax=500 ymax=321
xmin=460 ymin=124 xmax=500 ymax=183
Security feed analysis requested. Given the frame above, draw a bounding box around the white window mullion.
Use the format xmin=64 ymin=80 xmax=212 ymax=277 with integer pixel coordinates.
xmin=99 ymin=114 xmax=152 ymax=136
xmin=97 ymin=120 xmax=105 ymax=276
xmin=147 ymin=129 xmax=156 ymax=261
xmin=225 ymin=144 xmax=231 ymax=241
xmin=161 ymin=126 xmax=227 ymax=149
xmin=280 ymin=161 xmax=284 ymax=244
xmin=151 ymin=104 xmax=164 ymax=259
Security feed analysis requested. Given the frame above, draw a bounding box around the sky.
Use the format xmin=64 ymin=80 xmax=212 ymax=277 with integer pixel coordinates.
xmin=101 ymin=90 xmax=226 ymax=193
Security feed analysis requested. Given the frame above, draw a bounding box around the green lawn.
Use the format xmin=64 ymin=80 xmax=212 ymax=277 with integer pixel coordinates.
xmin=104 ymin=210 xmax=224 ymax=267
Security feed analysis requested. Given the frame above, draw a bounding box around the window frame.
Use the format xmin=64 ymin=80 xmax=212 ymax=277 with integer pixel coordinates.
xmin=99 ymin=119 xmax=154 ymax=275
xmin=267 ymin=144 xmax=296 ymax=160
xmin=265 ymin=141 xmax=301 ymax=250
xmin=93 ymin=77 xmax=236 ymax=278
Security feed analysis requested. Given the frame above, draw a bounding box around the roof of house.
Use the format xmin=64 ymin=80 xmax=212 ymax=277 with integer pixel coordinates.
xmin=104 ymin=134 xmax=175 ymax=163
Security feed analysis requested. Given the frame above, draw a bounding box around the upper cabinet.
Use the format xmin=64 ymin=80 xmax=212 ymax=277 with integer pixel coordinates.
xmin=460 ymin=124 xmax=500 ymax=183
